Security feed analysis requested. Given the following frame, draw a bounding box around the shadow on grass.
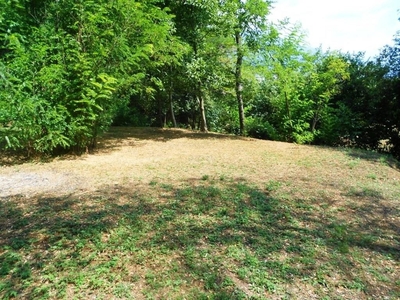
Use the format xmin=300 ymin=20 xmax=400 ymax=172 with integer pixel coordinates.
xmin=94 ymin=126 xmax=248 ymax=154
xmin=102 ymin=126 xmax=245 ymax=141
xmin=0 ymin=150 xmax=49 ymax=167
xmin=0 ymin=179 xmax=399 ymax=299
xmin=343 ymin=148 xmax=400 ymax=171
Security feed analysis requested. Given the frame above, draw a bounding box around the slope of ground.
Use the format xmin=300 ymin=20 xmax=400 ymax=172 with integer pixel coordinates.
xmin=0 ymin=127 xmax=399 ymax=299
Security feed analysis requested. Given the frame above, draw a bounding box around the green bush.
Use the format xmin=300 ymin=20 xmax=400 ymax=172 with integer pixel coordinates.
xmin=0 ymin=0 xmax=175 ymax=155
xmin=245 ymin=117 xmax=278 ymax=140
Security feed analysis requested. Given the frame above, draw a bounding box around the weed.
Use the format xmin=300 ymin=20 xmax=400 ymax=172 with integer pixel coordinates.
xmin=201 ymin=174 xmax=210 ymax=181
xmin=342 ymin=278 xmax=366 ymax=291
xmin=346 ymin=186 xmax=382 ymax=198
xmin=347 ymin=158 xmax=360 ymax=169
xmin=265 ymin=180 xmax=282 ymax=192
xmin=113 ymin=283 xmax=132 ymax=298
xmin=160 ymin=183 xmax=174 ymax=191
xmin=379 ymin=156 xmax=389 ymax=166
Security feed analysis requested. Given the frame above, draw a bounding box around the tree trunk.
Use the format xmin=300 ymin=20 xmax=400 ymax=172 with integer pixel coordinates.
xmin=158 ymin=97 xmax=165 ymax=128
xmin=192 ymin=40 xmax=207 ymax=132
xmin=235 ymin=31 xmax=245 ymax=135
xmin=311 ymin=112 xmax=319 ymax=132
xmin=284 ymin=90 xmax=293 ymax=139
xmin=169 ymin=79 xmax=177 ymax=128
xmin=197 ymin=90 xmax=208 ymax=132
xmin=284 ymin=91 xmax=291 ymax=121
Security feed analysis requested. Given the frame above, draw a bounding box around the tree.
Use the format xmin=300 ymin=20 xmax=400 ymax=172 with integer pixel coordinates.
xmin=248 ymin=21 xmax=315 ymax=142
xmin=377 ymin=30 xmax=400 ymax=158
xmin=322 ymin=52 xmax=385 ymax=147
xmin=305 ymin=51 xmax=350 ymax=135
xmin=218 ymin=0 xmax=271 ymax=135
xmin=164 ymin=0 xmax=222 ymax=132
xmin=0 ymin=0 xmax=176 ymax=154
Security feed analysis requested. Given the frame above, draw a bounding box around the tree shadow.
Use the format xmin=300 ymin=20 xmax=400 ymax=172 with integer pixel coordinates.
xmin=94 ymin=126 xmax=248 ymax=154
xmin=343 ymin=148 xmax=400 ymax=171
xmin=102 ymin=126 xmax=245 ymax=141
xmin=0 ymin=150 xmax=50 ymax=167
xmin=0 ymin=179 xmax=399 ymax=299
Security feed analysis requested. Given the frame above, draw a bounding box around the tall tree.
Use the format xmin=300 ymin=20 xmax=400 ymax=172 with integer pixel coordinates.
xmin=218 ymin=0 xmax=271 ymax=135
xmin=165 ymin=0 xmax=222 ymax=132
xmin=250 ymin=21 xmax=311 ymax=142
xmin=377 ymin=30 xmax=400 ymax=158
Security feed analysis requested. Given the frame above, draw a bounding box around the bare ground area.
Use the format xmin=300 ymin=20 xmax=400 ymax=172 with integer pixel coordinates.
xmin=4 ymin=126 xmax=397 ymax=198
xmin=1 ymin=127 xmax=317 ymax=197
xmin=0 ymin=127 xmax=399 ymax=299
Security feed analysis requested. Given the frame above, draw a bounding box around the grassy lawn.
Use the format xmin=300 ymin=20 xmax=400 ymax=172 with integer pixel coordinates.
xmin=0 ymin=127 xmax=399 ymax=299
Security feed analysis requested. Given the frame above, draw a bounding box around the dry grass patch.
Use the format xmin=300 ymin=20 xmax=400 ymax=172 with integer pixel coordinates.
xmin=0 ymin=127 xmax=399 ymax=299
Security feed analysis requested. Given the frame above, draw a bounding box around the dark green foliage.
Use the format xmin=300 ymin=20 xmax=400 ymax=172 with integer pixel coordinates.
xmin=245 ymin=117 xmax=278 ymax=140
xmin=1 ymin=1 xmax=399 ymax=159
xmin=321 ymin=47 xmax=400 ymax=159
xmin=378 ymin=35 xmax=400 ymax=158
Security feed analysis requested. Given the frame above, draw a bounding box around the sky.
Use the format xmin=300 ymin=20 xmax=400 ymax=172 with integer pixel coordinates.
xmin=269 ymin=0 xmax=400 ymax=59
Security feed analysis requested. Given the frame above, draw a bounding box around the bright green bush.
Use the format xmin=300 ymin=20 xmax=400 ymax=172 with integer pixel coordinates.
xmin=0 ymin=0 xmax=175 ymax=155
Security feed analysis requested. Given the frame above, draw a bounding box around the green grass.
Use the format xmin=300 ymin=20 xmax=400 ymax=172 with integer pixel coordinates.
xmin=1 ymin=177 xmax=399 ymax=299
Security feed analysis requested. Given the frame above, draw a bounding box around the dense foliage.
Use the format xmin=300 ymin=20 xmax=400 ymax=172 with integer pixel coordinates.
xmin=1 ymin=0 xmax=399 ymax=158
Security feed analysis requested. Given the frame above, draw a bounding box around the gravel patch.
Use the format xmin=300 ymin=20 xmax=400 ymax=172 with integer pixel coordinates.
xmin=0 ymin=171 xmax=87 ymax=198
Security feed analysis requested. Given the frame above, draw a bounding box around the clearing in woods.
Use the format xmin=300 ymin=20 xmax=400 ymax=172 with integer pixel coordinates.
xmin=0 ymin=127 xmax=399 ymax=299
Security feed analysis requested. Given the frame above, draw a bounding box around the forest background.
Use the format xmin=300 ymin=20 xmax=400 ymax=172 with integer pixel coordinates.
xmin=1 ymin=0 xmax=399 ymax=159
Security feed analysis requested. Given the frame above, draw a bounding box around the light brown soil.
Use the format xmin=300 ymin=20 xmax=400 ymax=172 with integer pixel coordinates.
xmin=1 ymin=127 xmax=399 ymax=201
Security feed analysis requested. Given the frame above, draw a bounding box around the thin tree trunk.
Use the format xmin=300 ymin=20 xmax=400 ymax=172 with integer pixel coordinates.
xmin=235 ymin=31 xmax=245 ymax=135
xmin=192 ymin=40 xmax=207 ymax=132
xmin=284 ymin=91 xmax=291 ymax=121
xmin=158 ymin=97 xmax=164 ymax=128
xmin=311 ymin=112 xmax=319 ymax=132
xmin=169 ymin=78 xmax=177 ymax=128
xmin=197 ymin=88 xmax=208 ymax=132
xmin=284 ymin=90 xmax=293 ymax=140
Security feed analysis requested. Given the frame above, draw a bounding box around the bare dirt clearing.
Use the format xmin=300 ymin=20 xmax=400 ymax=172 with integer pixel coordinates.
xmin=3 ymin=127 xmax=398 ymax=198
xmin=2 ymin=127 xmax=314 ymax=197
